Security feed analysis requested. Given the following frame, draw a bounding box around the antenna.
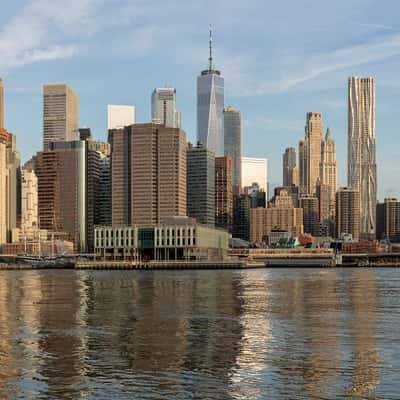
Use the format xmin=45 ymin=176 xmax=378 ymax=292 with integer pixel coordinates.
xmin=209 ymin=25 xmax=213 ymax=71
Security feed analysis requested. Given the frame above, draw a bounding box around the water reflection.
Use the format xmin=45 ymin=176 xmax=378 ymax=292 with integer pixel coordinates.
xmin=0 ymin=268 xmax=396 ymax=399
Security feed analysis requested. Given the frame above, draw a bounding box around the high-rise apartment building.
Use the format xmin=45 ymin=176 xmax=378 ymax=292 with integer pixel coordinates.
xmin=283 ymin=147 xmax=298 ymax=187
xmin=335 ymin=187 xmax=360 ymax=241
xmin=215 ymin=156 xmax=233 ymax=231
xmin=6 ymin=133 xmax=21 ymax=242
xmin=223 ymin=106 xmax=241 ymax=194
xmin=152 ymin=88 xmax=181 ymax=128
xmin=97 ymin=155 xmax=112 ymax=226
xmin=299 ymin=140 xmax=307 ymax=194
xmin=0 ymin=128 xmax=7 ymax=244
xmin=348 ymin=77 xmax=377 ymax=238
xmin=376 ymin=198 xmax=400 ymax=243
xmin=187 ymin=143 xmax=215 ymax=227
xmin=20 ymin=169 xmax=38 ymax=231
xmin=197 ymin=29 xmax=224 ymax=156
xmin=43 ymin=84 xmax=79 ymax=149
xmin=241 ymin=157 xmax=268 ymax=193
xmin=107 ymin=105 xmax=136 ymax=130
xmin=109 ymin=123 xmax=187 ymax=226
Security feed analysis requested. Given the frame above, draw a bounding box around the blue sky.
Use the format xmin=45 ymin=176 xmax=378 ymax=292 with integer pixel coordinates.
xmin=1 ymin=0 xmax=400 ymax=199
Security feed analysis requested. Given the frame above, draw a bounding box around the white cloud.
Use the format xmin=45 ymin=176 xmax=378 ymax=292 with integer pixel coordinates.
xmin=0 ymin=0 xmax=96 ymax=70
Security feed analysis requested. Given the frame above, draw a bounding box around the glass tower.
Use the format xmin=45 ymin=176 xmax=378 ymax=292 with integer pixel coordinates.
xmin=197 ymin=29 xmax=224 ymax=157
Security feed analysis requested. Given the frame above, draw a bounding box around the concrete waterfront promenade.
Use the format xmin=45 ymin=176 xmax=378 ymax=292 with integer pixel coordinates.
xmin=1 ymin=252 xmax=400 ymax=270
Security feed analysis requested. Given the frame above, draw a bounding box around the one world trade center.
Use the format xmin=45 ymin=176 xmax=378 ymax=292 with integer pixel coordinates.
xmin=197 ymin=28 xmax=224 ymax=156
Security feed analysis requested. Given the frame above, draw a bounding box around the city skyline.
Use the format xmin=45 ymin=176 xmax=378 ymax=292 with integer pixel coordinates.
xmin=1 ymin=1 xmax=400 ymax=198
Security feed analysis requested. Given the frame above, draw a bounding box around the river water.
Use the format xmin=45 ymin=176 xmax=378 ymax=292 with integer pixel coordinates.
xmin=0 ymin=268 xmax=399 ymax=399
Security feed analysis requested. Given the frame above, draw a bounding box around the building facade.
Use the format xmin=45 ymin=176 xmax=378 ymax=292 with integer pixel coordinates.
xmin=107 ymin=105 xmax=136 ymax=130
xmin=283 ymin=147 xmax=298 ymax=187
xmin=109 ymin=123 xmax=187 ymax=226
xmin=215 ymin=156 xmax=233 ymax=231
xmin=335 ymin=187 xmax=360 ymax=241
xmin=197 ymin=30 xmax=224 ymax=156
xmin=187 ymin=143 xmax=215 ymax=227
xmin=35 ymin=140 xmax=100 ymax=252
xmin=151 ymin=88 xmax=181 ymax=128
xmin=5 ymin=133 xmax=21 ymax=242
xmin=241 ymin=157 xmax=268 ymax=193
xmin=43 ymin=84 xmax=79 ymax=149
xmin=250 ymin=189 xmax=303 ymax=243
xmin=348 ymin=77 xmax=377 ymax=238
xmin=0 ymin=129 xmax=7 ymax=244
xmin=223 ymin=106 xmax=241 ymax=194
xmin=376 ymin=198 xmax=400 ymax=243
xmin=20 ymin=169 xmax=38 ymax=231
xmin=299 ymin=195 xmax=320 ymax=237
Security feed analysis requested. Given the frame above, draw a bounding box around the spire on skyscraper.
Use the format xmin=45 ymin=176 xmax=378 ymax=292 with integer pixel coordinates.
xmin=209 ymin=25 xmax=213 ymax=71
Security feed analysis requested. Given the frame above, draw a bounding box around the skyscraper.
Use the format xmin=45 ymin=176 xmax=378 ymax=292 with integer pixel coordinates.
xmin=0 ymin=79 xmax=4 ymax=129
xmin=6 ymin=133 xmax=21 ymax=242
xmin=299 ymin=195 xmax=320 ymax=236
xmin=215 ymin=156 xmax=233 ymax=231
xmin=187 ymin=143 xmax=215 ymax=227
xmin=376 ymin=198 xmax=400 ymax=242
xmin=336 ymin=187 xmax=360 ymax=241
xmin=241 ymin=157 xmax=268 ymax=192
xmin=151 ymin=88 xmax=181 ymax=128
xmin=109 ymin=123 xmax=187 ymax=226
xmin=43 ymin=84 xmax=79 ymax=149
xmin=348 ymin=77 xmax=377 ymax=238
xmin=20 ymin=169 xmax=38 ymax=232
xmin=0 ymin=128 xmax=7 ymax=244
xmin=283 ymin=147 xmax=298 ymax=187
xmin=197 ymin=28 xmax=224 ymax=156
xmin=223 ymin=106 xmax=241 ymax=194
xmin=300 ymin=112 xmax=323 ymax=195
xmin=35 ymin=140 xmax=100 ymax=252
xmin=319 ymin=128 xmax=337 ymax=235
xmin=107 ymin=105 xmax=136 ymax=130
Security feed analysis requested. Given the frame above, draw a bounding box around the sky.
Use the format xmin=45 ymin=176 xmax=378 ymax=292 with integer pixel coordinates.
xmin=1 ymin=0 xmax=400 ymax=199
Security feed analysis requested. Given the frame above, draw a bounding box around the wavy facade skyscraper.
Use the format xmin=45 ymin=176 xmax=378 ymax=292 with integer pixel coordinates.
xmin=348 ymin=77 xmax=377 ymax=237
xmin=197 ymin=29 xmax=224 ymax=157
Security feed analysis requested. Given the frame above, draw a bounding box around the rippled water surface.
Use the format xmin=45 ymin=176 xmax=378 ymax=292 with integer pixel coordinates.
xmin=1 ymin=268 xmax=400 ymax=399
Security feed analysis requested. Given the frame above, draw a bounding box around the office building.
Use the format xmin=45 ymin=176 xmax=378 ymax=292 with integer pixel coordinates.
xmin=224 ymin=106 xmax=241 ymax=194
xmin=109 ymin=123 xmax=187 ymax=226
xmin=300 ymin=112 xmax=323 ymax=195
xmin=187 ymin=143 xmax=215 ymax=227
xmin=299 ymin=195 xmax=320 ymax=236
xmin=348 ymin=77 xmax=377 ymax=238
xmin=97 ymin=155 xmax=112 ymax=226
xmin=43 ymin=84 xmax=79 ymax=149
xmin=250 ymin=189 xmax=303 ymax=243
xmin=244 ymin=183 xmax=266 ymax=209
xmin=35 ymin=140 xmax=100 ymax=252
xmin=215 ymin=156 xmax=233 ymax=231
xmin=283 ymin=147 xmax=298 ymax=187
xmin=0 ymin=128 xmax=7 ymax=244
xmin=107 ymin=105 xmax=136 ymax=130
xmin=319 ymin=128 xmax=337 ymax=235
xmin=241 ymin=157 xmax=268 ymax=193
xmin=151 ymin=88 xmax=181 ymax=128
xmin=376 ymin=198 xmax=400 ymax=243
xmin=233 ymin=194 xmax=251 ymax=241
xmin=335 ymin=187 xmax=360 ymax=241
xmin=197 ymin=29 xmax=224 ymax=156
